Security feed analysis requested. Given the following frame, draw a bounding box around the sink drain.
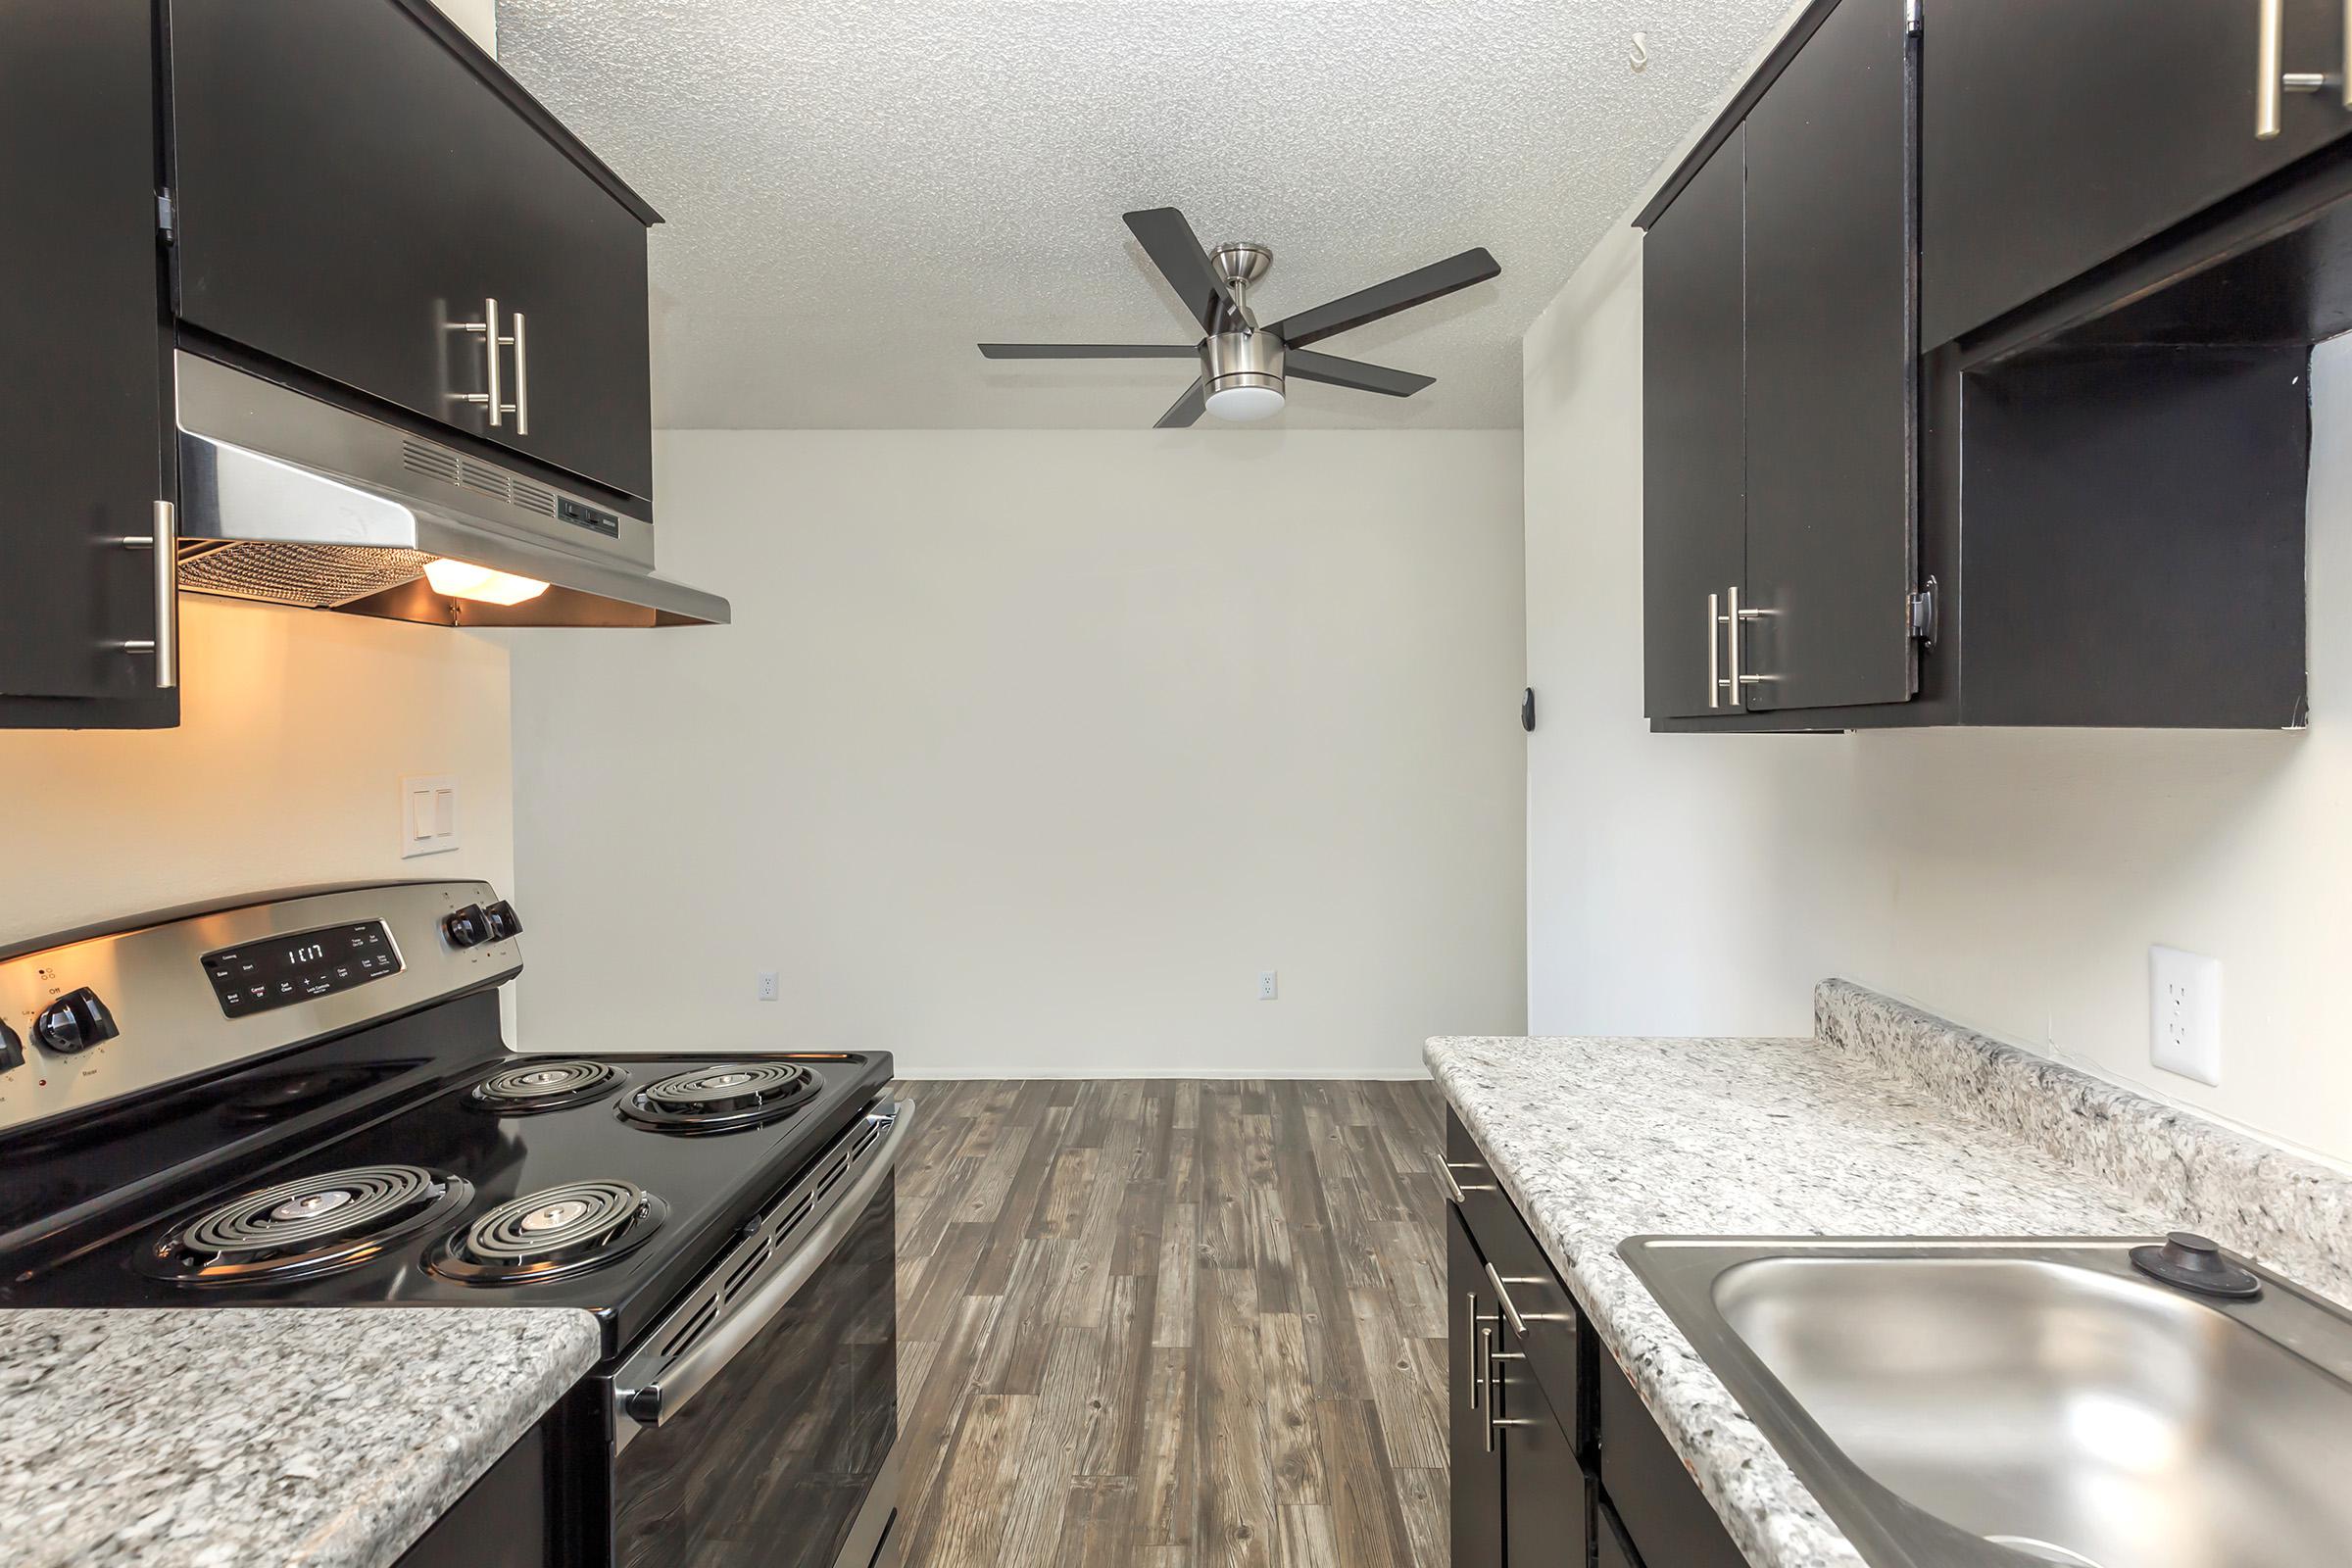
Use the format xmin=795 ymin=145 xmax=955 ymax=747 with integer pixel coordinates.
xmin=1986 ymin=1538 xmax=2104 ymax=1568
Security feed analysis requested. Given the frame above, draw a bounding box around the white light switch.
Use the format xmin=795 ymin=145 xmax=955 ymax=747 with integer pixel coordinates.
xmin=401 ymin=775 xmax=461 ymax=859
xmin=2149 ymin=945 xmax=2222 ymax=1086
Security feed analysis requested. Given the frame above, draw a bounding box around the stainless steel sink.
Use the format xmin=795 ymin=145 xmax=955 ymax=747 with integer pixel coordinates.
xmin=1619 ymin=1238 xmax=2352 ymax=1568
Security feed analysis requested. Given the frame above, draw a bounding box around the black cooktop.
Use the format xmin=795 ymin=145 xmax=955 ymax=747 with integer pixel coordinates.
xmin=1 ymin=1031 xmax=892 ymax=1355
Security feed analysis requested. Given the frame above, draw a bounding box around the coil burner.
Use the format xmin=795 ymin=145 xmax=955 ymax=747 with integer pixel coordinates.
xmin=429 ymin=1180 xmax=665 ymax=1285
xmin=618 ymin=1062 xmax=819 ymax=1135
xmin=467 ymin=1058 xmax=626 ymax=1114
xmin=138 ymin=1164 xmax=473 ymax=1285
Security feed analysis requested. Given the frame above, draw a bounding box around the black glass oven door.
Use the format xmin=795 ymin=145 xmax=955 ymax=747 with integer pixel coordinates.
xmin=612 ymin=1152 xmax=899 ymax=1566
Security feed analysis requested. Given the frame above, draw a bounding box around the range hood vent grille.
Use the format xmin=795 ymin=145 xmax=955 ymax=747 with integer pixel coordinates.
xmin=399 ymin=438 xmax=557 ymax=517
xmin=178 ymin=540 xmax=437 ymax=610
xmin=399 ymin=441 xmax=462 ymax=487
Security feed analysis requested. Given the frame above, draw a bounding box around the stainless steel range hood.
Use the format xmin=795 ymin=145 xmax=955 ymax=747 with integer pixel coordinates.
xmin=172 ymin=352 xmax=728 ymax=628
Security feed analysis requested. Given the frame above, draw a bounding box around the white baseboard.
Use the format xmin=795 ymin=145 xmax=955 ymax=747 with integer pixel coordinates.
xmin=888 ymin=1065 xmax=1433 ymax=1082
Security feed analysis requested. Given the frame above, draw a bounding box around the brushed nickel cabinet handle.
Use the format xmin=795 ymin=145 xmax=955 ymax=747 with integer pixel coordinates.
xmin=1485 ymin=1259 xmax=1573 ymax=1338
xmin=113 ymin=500 xmax=177 ymax=690
xmin=1466 ymin=1292 xmax=1483 ymax=1410
xmin=1728 ymin=585 xmax=1770 ymax=696
xmin=1439 ymin=1157 xmax=1494 ymax=1205
xmin=1480 ymin=1325 xmax=1497 ymax=1450
xmin=2262 ymin=0 xmax=2286 ymax=137
xmin=451 ymin=298 xmax=516 ymax=426
xmin=1707 ymin=590 xmax=1721 ymax=708
xmin=509 ymin=310 xmax=529 ymax=435
xmin=150 ymin=499 xmax=176 ymax=690
xmin=1484 ymin=1332 xmax=1539 ymax=1446
xmin=1484 ymin=1259 xmax=1529 ymax=1336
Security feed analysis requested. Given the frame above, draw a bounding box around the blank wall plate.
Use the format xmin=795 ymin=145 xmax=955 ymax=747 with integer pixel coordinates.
xmin=400 ymin=775 xmax=460 ymax=859
xmin=2149 ymin=945 xmax=2222 ymax=1086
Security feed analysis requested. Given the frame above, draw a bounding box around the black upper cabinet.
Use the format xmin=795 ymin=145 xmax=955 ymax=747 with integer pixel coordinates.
xmin=1642 ymin=126 xmax=1746 ymax=721
xmin=168 ymin=0 xmax=657 ymax=502
xmin=0 ymin=0 xmax=177 ymax=729
xmin=1640 ymin=0 xmax=1916 ymax=722
xmin=1923 ymin=0 xmax=2352 ymax=348
xmin=1740 ymin=0 xmax=1915 ymax=712
xmin=1638 ymin=0 xmax=2317 ymax=731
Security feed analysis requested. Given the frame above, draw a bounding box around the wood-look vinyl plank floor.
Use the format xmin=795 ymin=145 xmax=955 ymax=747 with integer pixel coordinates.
xmin=891 ymin=1079 xmax=1447 ymax=1568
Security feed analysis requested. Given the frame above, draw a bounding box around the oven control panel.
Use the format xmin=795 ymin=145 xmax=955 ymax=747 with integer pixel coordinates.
xmin=202 ymin=920 xmax=403 ymax=1017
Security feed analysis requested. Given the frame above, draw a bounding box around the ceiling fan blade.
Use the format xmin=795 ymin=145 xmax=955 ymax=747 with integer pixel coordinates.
xmin=1270 ymin=247 xmax=1500 ymax=349
xmin=1284 ymin=349 xmax=1435 ymax=398
xmin=978 ymin=343 xmax=1200 ymax=359
xmin=1124 ymin=208 xmax=1238 ymax=333
xmin=1153 ymin=376 xmax=1206 ymax=429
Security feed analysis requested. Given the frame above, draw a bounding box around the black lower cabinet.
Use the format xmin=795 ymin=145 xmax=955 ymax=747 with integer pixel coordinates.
xmin=1446 ymin=1107 xmax=1747 ymax=1568
xmin=1595 ymin=1500 xmax=1639 ymax=1568
xmin=1494 ymin=1321 xmax=1589 ymax=1567
xmin=1596 ymin=1348 xmax=1748 ymax=1568
xmin=1449 ymin=1209 xmax=1506 ymax=1568
xmin=394 ymin=1425 xmax=550 ymax=1567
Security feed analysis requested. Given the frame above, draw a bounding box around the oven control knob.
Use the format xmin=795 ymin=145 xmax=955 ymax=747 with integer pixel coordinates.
xmin=34 ymin=988 xmax=118 ymax=1054
xmin=443 ymin=906 xmax=491 ymax=949
xmin=482 ymin=901 xmax=523 ymax=942
xmin=0 ymin=1020 xmax=23 ymax=1073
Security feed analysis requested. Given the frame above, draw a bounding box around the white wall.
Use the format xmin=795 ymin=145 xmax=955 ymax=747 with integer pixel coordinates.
xmin=431 ymin=0 xmax=496 ymax=52
xmin=1525 ymin=225 xmax=2352 ymax=1167
xmin=509 ymin=429 xmax=1527 ymax=1076
xmin=0 ymin=599 xmax=514 ymax=947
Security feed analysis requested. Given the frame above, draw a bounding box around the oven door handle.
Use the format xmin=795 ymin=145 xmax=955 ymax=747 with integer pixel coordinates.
xmin=615 ymin=1100 xmax=912 ymax=1435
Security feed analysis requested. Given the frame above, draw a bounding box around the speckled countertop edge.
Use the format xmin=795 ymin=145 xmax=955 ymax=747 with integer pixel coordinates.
xmin=0 ymin=1306 xmax=602 ymax=1568
xmin=1427 ymin=981 xmax=2352 ymax=1568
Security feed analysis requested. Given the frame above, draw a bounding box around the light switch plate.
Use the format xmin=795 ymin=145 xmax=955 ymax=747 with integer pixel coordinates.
xmin=2149 ymin=945 xmax=2222 ymax=1086
xmin=400 ymin=774 xmax=461 ymax=859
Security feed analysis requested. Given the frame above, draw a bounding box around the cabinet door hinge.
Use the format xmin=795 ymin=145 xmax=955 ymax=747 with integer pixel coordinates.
xmin=1907 ymin=577 xmax=1939 ymax=646
xmin=156 ymin=189 xmax=175 ymax=241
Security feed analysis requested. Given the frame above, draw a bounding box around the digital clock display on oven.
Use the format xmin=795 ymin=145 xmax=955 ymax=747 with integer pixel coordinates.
xmin=201 ymin=920 xmax=403 ymax=1017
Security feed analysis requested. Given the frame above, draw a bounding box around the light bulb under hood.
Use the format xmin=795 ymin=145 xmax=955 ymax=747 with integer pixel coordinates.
xmin=424 ymin=559 xmax=551 ymax=607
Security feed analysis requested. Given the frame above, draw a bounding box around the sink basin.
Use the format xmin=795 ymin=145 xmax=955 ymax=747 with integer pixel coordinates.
xmin=1620 ymin=1239 xmax=2352 ymax=1568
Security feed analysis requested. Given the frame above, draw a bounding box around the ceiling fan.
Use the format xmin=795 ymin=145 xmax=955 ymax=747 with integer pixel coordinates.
xmin=978 ymin=207 xmax=1500 ymax=427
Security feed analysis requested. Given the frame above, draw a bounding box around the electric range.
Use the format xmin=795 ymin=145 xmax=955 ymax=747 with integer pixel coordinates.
xmin=0 ymin=880 xmax=906 ymax=1568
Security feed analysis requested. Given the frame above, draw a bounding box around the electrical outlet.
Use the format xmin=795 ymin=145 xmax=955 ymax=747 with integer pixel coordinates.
xmin=2148 ymin=946 xmax=2222 ymax=1086
xmin=757 ymin=971 xmax=780 ymax=1003
xmin=1257 ymin=970 xmax=1278 ymax=1002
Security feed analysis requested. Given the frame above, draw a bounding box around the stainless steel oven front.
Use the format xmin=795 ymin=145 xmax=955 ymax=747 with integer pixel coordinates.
xmin=606 ymin=1099 xmax=908 ymax=1568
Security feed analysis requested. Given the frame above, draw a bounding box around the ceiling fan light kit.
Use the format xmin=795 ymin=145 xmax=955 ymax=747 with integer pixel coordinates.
xmin=978 ymin=208 xmax=1498 ymax=428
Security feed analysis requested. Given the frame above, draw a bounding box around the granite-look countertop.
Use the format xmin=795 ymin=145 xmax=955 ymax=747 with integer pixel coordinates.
xmin=1427 ymin=980 xmax=2352 ymax=1568
xmin=0 ymin=1307 xmax=601 ymax=1568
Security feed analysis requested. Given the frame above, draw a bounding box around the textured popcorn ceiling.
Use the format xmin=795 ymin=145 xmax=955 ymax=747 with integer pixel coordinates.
xmin=495 ymin=1 xmax=1793 ymax=429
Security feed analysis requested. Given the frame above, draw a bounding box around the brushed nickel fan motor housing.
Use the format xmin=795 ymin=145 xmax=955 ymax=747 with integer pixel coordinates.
xmin=1204 ymin=241 xmax=1283 ymax=397
xmin=1204 ymin=330 xmax=1284 ymax=398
